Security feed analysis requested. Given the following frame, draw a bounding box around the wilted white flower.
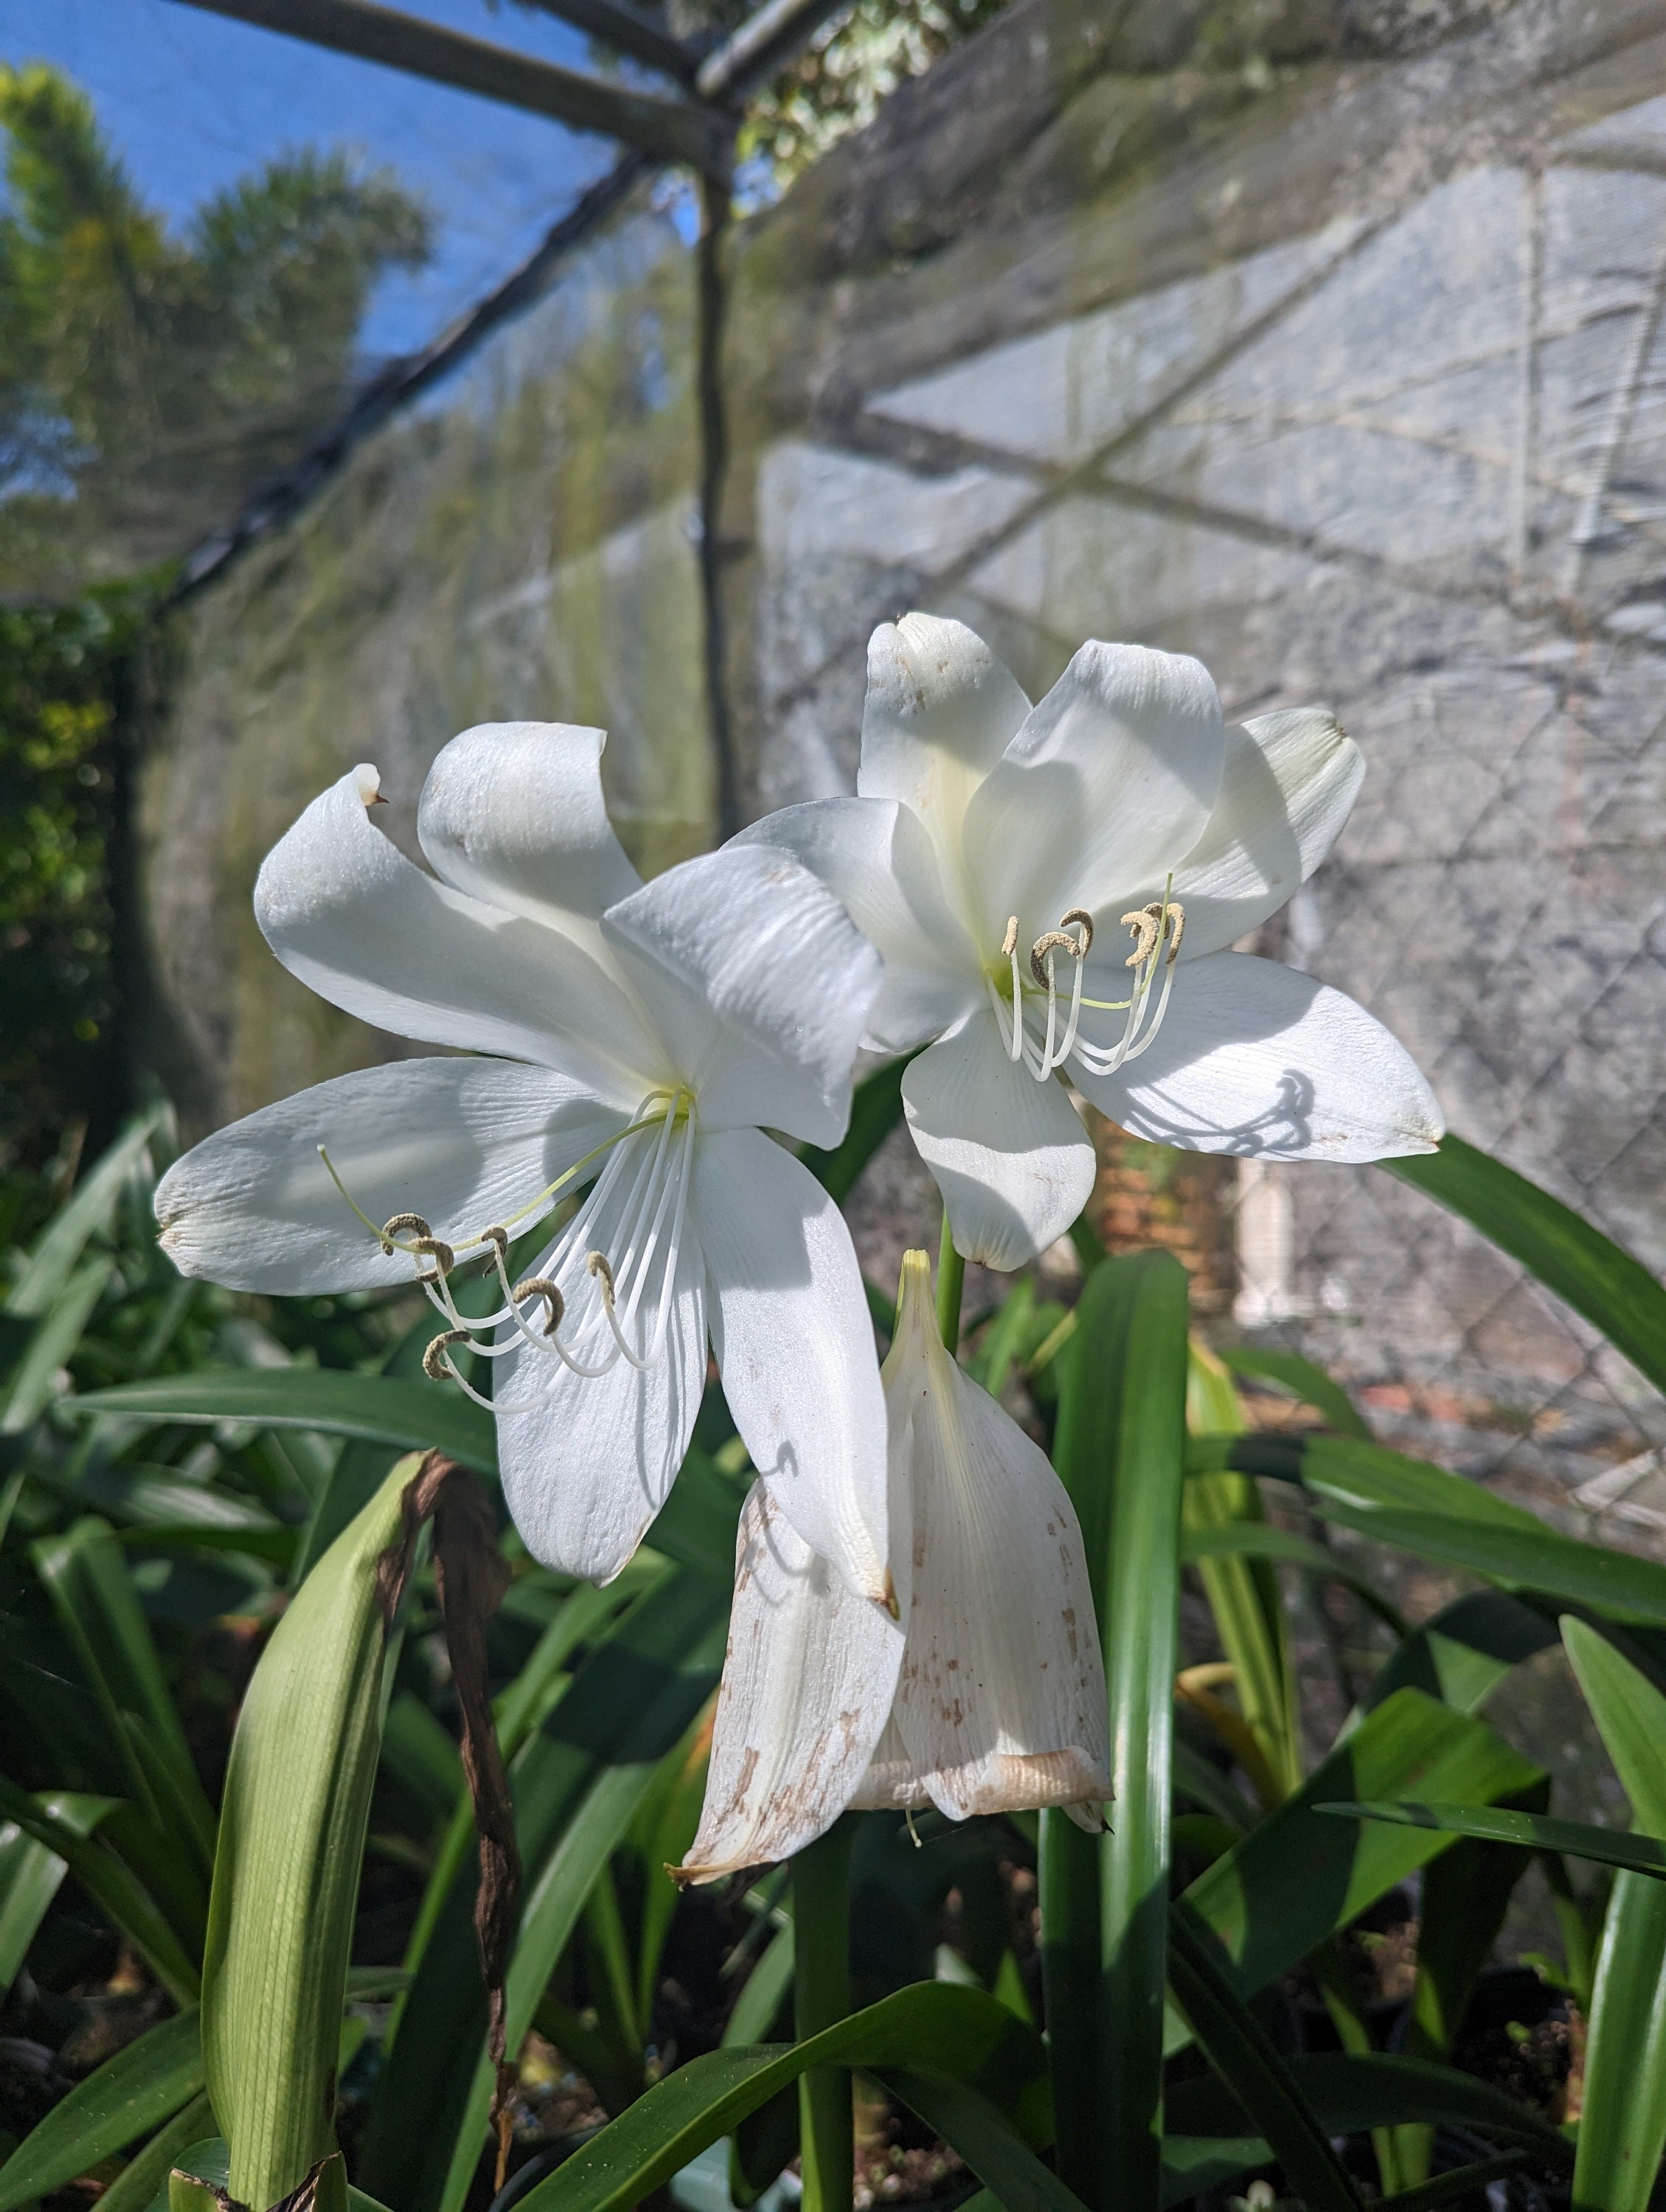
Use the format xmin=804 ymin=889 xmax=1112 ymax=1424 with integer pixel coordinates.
xmin=153 ymin=723 xmax=892 ymax=1599
xmin=746 ymin=614 xmax=1443 ymax=1269
xmin=679 ymin=1250 xmax=1111 ymax=1880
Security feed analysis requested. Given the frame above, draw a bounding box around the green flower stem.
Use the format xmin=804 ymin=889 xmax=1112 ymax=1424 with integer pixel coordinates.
xmin=794 ymin=1818 xmax=855 ymax=2212
xmin=936 ymin=1214 xmax=965 ymax=1354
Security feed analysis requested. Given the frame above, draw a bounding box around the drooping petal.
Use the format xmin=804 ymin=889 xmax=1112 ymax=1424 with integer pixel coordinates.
xmin=678 ymin=1482 xmax=904 ymax=1882
xmin=871 ymin=1253 xmax=1111 ymax=1823
xmin=493 ymin=1164 xmax=707 ymax=1585
xmin=154 ymin=1058 xmax=626 ymax=1294
xmin=735 ymin=797 xmax=980 ymax=1054
xmin=254 ymin=768 xmax=660 ymax=1106
xmin=857 ymin=614 xmax=1031 ymax=891
xmin=417 ymin=721 xmax=643 ymax=934
xmin=959 ymin=641 xmax=1225 ymax=950
xmin=603 ymin=844 xmax=881 ymax=1149
xmin=1170 ymin=709 xmax=1364 ymax=959
xmin=902 ymin=1012 xmax=1097 ymax=1271
xmin=693 ymin=1127 xmax=891 ymax=1604
xmin=1075 ymin=951 xmax=1443 ymax=1161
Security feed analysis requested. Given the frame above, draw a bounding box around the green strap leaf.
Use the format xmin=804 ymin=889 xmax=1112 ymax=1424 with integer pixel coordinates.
xmin=1049 ymin=1248 xmax=1190 ymax=2207
xmin=5 ymin=1115 xmax=159 ymax=1319
xmin=94 ymin=2093 xmax=217 ymax=2212
xmin=1218 ymin=1344 xmax=1372 ymax=1438
xmin=1356 ymin=1591 xmax=1557 ymax=1720
xmin=1181 ymin=1520 xmax=1407 ymax=1639
xmin=70 ymin=1371 xmax=498 ymax=1474
xmin=1179 ymin=1688 xmax=1543 ymax=2023
xmin=3 ymin=1255 xmax=114 ymax=1432
xmin=0 ymin=1777 xmax=200 ymax=2006
xmin=510 ymin=1983 xmax=1047 ymax=2212
xmin=881 ymin=2070 xmax=1083 ymax=2212
xmin=0 ymin=2008 xmax=203 ymax=2211
xmin=1563 ymin=1616 xmax=1666 ymax=1832
xmin=0 ymin=1815 xmax=66 ymax=1997
xmin=1319 ymin=1801 xmax=1666 ymax=1879
xmin=1384 ymin=1134 xmax=1666 ymax=1399
xmin=1166 ymin=2048 xmax=1570 ymax=2157
xmin=1168 ymin=1902 xmax=1364 ymax=2211
xmin=204 ymin=1453 xmax=417 ymax=2211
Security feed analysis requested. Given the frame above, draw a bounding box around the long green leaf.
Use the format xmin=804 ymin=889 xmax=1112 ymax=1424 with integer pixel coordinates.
xmin=359 ymin=1565 xmax=726 ymax=2212
xmin=1181 ymin=1521 xmax=1406 ymax=1639
xmin=0 ymin=1817 xmax=66 ymax=1994
xmin=510 ymin=1983 xmax=1049 ymax=2212
xmin=1202 ymin=1433 xmax=1666 ymax=1625
xmin=1218 ymin=1344 xmax=1371 ymax=1438
xmin=1179 ymin=1688 xmax=1542 ymax=2020
xmin=3 ymin=1256 xmax=114 ymax=1431
xmin=0 ymin=1779 xmax=199 ymax=2004
xmin=1562 ymin=1617 xmax=1666 ymax=2212
xmin=1166 ymin=2048 xmax=1571 ymax=2157
xmin=1321 ymin=1801 xmax=1666 ymax=1879
xmin=204 ymin=1452 xmax=416 ymax=2210
xmin=1167 ymin=1901 xmax=1363 ymax=2211
xmin=1356 ymin=1591 xmax=1558 ymax=1721
xmin=1384 ymin=1134 xmax=1666 ymax=1399
xmin=6 ymin=1116 xmax=158 ymax=1319
xmin=95 ymin=2093 xmax=216 ymax=2212
xmin=0 ymin=2009 xmax=202 ymax=2211
xmin=71 ymin=1372 xmax=497 ymax=1473
xmin=882 ymin=2070 xmax=1083 ymax=2212
xmin=1050 ymin=1248 xmax=1190 ymax=2208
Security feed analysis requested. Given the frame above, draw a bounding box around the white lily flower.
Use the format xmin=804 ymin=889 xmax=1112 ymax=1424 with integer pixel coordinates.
xmin=678 ymin=1251 xmax=1110 ymax=1880
xmin=743 ymin=614 xmax=1443 ymax=1269
xmin=153 ymin=722 xmax=893 ymax=1599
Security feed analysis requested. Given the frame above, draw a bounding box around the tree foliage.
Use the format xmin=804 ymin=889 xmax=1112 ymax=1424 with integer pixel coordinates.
xmin=0 ymin=64 xmax=432 ymax=591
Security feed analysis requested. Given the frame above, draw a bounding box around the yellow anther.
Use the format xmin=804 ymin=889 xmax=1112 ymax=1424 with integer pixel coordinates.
xmin=412 ymin=1236 xmax=455 ymax=1280
xmin=1060 ymin=907 xmax=1094 ymax=954
xmin=1120 ymin=908 xmax=1160 ymax=967
xmin=1030 ymin=930 xmax=1082 ymax=988
xmin=587 ymin=1251 xmax=616 ymax=1302
xmin=423 ymin=1329 xmax=469 ymax=1380
xmin=1001 ymin=916 xmax=1018 ymax=959
xmin=481 ymin=1225 xmax=509 ymax=1256
xmin=1164 ymin=902 xmax=1187 ymax=964
xmin=512 ymin=1276 xmax=566 ymax=1336
xmin=381 ymin=1211 xmax=432 ymax=1254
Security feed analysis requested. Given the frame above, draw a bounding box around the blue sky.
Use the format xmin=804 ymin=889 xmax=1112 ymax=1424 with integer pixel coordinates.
xmin=0 ymin=0 xmax=656 ymax=358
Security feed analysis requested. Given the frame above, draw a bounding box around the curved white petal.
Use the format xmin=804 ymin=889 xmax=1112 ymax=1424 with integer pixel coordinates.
xmin=1172 ymin=709 xmax=1364 ymax=959
xmin=494 ymin=1191 xmax=707 ymax=1585
xmin=873 ymin=1256 xmax=1111 ymax=1823
xmin=154 ymin=1059 xmax=625 ymax=1294
xmin=735 ymin=797 xmax=980 ymax=1054
xmin=902 ymin=1012 xmax=1097 ymax=1271
xmin=417 ymin=721 xmax=643 ymax=933
xmin=678 ymin=1481 xmax=904 ymax=1881
xmin=857 ymin=614 xmax=1031 ymax=891
xmin=693 ymin=1127 xmax=890 ymax=1603
xmin=603 ymin=845 xmax=881 ymax=1149
xmin=960 ymin=641 xmax=1225 ymax=950
xmin=1075 ymin=951 xmax=1443 ymax=1162
xmin=255 ymin=769 xmax=659 ymax=1105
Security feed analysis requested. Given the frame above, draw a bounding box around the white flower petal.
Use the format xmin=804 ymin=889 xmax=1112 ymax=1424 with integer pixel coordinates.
xmin=1172 ymin=709 xmax=1364 ymax=959
xmin=255 ymin=769 xmax=658 ymax=1105
xmin=693 ymin=1127 xmax=891 ymax=1603
xmin=960 ymin=641 xmax=1225 ymax=947
xmin=876 ymin=1256 xmax=1111 ymax=1822
xmin=902 ymin=1012 xmax=1097 ymax=1270
xmin=154 ymin=1059 xmax=625 ymax=1294
xmin=735 ymin=797 xmax=979 ymax=1055
xmin=857 ymin=614 xmax=1031 ymax=887
xmin=417 ymin=721 xmax=643 ymax=933
xmin=603 ymin=845 xmax=881 ymax=1149
xmin=494 ymin=1194 xmax=707 ymax=1585
xmin=678 ymin=1482 xmax=904 ymax=1881
xmin=1075 ymin=950 xmax=1443 ymax=1161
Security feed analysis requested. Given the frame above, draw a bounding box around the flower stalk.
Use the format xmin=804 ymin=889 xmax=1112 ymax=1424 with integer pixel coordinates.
xmin=794 ymin=1817 xmax=856 ymax=2212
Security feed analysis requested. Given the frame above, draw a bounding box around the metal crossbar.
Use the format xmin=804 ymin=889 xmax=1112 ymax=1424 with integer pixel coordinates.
xmin=165 ymin=0 xmax=731 ymax=173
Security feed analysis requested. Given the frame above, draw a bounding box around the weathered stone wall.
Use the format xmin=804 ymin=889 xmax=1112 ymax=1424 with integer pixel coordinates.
xmin=138 ymin=0 xmax=1666 ymax=1523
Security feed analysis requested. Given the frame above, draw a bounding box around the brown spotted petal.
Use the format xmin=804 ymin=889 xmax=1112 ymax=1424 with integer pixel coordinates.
xmin=853 ymin=1251 xmax=1111 ymax=1828
xmin=677 ymin=1479 xmax=905 ymax=1883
